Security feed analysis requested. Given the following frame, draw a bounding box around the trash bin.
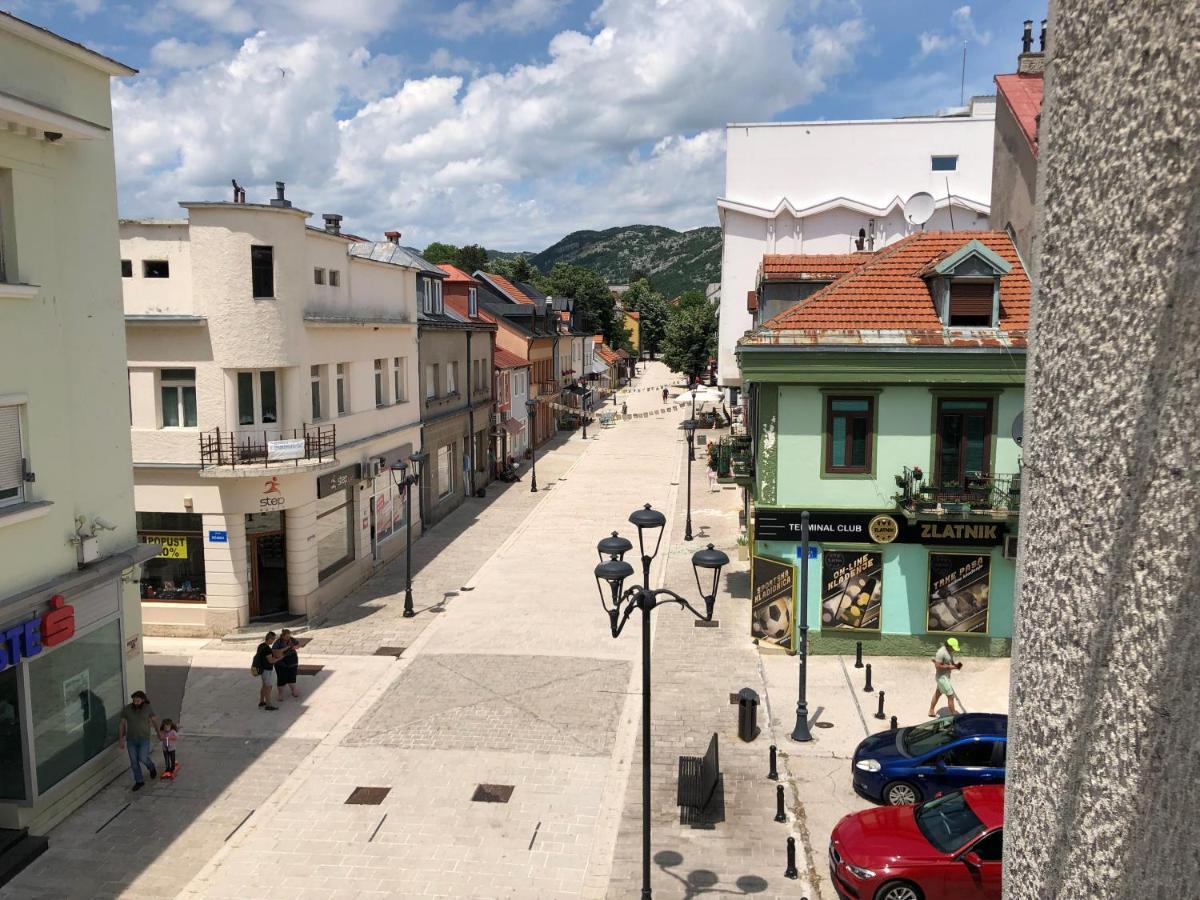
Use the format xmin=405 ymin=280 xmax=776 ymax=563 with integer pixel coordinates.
xmin=737 ymin=687 xmax=759 ymax=742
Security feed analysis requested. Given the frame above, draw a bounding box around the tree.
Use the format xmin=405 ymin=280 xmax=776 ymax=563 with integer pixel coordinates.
xmin=622 ymin=278 xmax=670 ymax=357
xmin=490 ymin=253 xmax=539 ymax=282
xmin=661 ymin=289 xmax=717 ymax=380
xmin=539 ymin=263 xmax=628 ymax=347
xmin=456 ymin=244 xmax=489 ymax=274
xmin=422 ymin=241 xmax=460 ymax=265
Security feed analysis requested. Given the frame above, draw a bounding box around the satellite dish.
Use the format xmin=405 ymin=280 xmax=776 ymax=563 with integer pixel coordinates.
xmin=1011 ymin=412 xmax=1024 ymax=447
xmin=905 ymin=192 xmax=936 ymax=226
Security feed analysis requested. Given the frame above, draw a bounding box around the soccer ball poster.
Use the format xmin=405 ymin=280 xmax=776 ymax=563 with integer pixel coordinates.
xmin=751 ymin=555 xmax=794 ymax=650
xmin=821 ymin=550 xmax=882 ymax=630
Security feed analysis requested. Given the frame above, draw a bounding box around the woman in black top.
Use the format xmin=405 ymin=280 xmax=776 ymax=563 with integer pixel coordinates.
xmin=272 ymin=629 xmax=301 ymax=700
xmin=253 ymin=632 xmax=283 ymax=710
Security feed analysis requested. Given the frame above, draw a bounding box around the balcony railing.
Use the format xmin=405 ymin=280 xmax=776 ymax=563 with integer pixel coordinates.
xmin=199 ymin=424 xmax=336 ymax=470
xmin=713 ymin=435 xmax=752 ymax=484
xmin=896 ymin=466 xmax=1021 ymax=516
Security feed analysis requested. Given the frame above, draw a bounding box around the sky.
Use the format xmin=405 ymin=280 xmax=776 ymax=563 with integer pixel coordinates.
xmin=21 ymin=0 xmax=1047 ymax=251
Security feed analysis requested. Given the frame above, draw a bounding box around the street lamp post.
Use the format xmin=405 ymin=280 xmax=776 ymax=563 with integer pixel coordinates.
xmin=595 ymin=506 xmax=729 ymax=900
xmin=682 ymin=418 xmax=696 ymax=541
xmin=525 ymin=397 xmax=538 ymax=492
xmin=390 ymin=450 xmax=427 ymax=619
xmin=582 ymin=391 xmax=589 ymax=440
xmin=790 ymin=510 xmax=813 ymax=742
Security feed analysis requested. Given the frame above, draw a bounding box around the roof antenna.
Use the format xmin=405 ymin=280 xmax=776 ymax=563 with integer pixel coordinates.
xmin=945 ymin=177 xmax=955 ymax=229
xmin=960 ymin=42 xmax=967 ymax=106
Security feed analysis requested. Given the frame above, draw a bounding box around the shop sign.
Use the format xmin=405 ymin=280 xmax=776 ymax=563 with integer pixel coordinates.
xmin=927 ymin=552 xmax=991 ymax=634
xmin=260 ymin=476 xmax=285 ymax=509
xmin=756 ymin=508 xmax=1006 ymax=546
xmin=318 ymin=463 xmax=362 ymax=498
xmin=0 ymin=595 xmax=75 ymax=672
xmin=751 ymin=556 xmax=794 ymax=650
xmin=267 ymin=439 xmax=305 ymax=461
xmin=821 ymin=550 xmax=882 ymax=631
xmin=208 ymin=530 xmax=228 ymax=543
xmin=148 ymin=535 xmax=188 ymax=559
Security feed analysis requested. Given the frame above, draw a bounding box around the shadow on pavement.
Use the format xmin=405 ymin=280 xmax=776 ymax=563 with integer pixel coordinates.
xmin=654 ymin=849 xmax=771 ymax=898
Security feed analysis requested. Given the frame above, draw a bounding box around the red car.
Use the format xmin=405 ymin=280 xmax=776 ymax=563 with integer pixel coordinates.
xmin=829 ymin=785 xmax=1003 ymax=900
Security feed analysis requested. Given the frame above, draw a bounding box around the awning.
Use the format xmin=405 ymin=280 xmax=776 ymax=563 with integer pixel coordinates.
xmin=503 ymin=418 xmax=524 ymax=435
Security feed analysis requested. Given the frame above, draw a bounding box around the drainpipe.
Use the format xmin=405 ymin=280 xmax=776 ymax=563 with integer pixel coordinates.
xmin=466 ymin=330 xmax=476 ymax=498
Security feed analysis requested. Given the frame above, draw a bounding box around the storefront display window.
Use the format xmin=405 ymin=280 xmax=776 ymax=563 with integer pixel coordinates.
xmin=137 ymin=512 xmax=206 ymax=601
xmin=30 ymin=620 xmax=123 ymax=794
xmin=0 ymin=666 xmax=24 ymax=800
xmin=317 ymin=489 xmax=354 ymax=581
xmin=927 ymin=552 xmax=991 ymax=634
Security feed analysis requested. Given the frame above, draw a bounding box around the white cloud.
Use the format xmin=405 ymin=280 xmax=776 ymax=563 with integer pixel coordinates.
xmin=150 ymin=37 xmax=234 ymax=69
xmin=918 ymin=4 xmax=991 ymax=58
xmin=432 ymin=0 xmax=570 ymax=38
xmin=113 ymin=0 xmax=867 ymax=249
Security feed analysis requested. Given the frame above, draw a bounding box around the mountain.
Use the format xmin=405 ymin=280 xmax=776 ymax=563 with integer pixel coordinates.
xmin=526 ymin=225 xmax=721 ymax=297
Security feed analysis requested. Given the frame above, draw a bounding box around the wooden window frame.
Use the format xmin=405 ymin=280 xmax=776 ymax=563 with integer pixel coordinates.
xmin=823 ymin=395 xmax=875 ymax=475
xmin=933 ymin=397 xmax=994 ymax=488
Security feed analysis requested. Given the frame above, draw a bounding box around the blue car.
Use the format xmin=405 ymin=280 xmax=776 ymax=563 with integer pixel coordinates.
xmin=851 ymin=713 xmax=1007 ymax=806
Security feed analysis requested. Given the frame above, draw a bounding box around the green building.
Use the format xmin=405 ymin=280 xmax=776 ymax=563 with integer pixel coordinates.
xmin=735 ymin=231 xmax=1028 ymax=657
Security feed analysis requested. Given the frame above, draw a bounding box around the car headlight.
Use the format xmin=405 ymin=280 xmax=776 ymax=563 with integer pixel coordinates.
xmin=855 ymin=759 xmax=881 ymax=773
xmin=845 ymin=863 xmax=877 ymax=880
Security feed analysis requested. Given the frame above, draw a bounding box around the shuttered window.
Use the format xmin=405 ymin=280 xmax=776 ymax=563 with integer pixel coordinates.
xmin=0 ymin=405 xmax=24 ymax=508
xmin=948 ymin=281 xmax=995 ymax=326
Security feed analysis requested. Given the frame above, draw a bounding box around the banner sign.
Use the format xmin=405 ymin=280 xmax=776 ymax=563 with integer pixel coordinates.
xmin=755 ymin=509 xmax=1006 ymax=546
xmin=147 ymin=535 xmax=188 ymax=559
xmin=751 ymin=555 xmax=794 ymax=650
xmin=821 ymin=550 xmax=882 ymax=630
xmin=267 ymin=439 xmax=305 ymax=461
xmin=927 ymin=552 xmax=991 ymax=634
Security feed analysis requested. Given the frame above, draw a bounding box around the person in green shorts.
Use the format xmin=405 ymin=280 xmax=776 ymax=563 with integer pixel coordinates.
xmin=928 ymin=637 xmax=963 ymax=718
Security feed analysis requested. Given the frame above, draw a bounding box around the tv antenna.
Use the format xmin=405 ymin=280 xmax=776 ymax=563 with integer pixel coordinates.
xmin=904 ymin=192 xmax=936 ymax=229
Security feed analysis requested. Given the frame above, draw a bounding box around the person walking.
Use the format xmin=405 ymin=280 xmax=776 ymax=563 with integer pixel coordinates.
xmin=253 ymin=631 xmax=283 ymax=710
xmin=928 ymin=637 xmax=963 ymax=717
xmin=707 ymin=460 xmax=718 ymax=492
xmin=273 ymin=629 xmax=301 ymax=701
xmin=621 ymin=401 xmax=628 ymax=417
xmin=662 ymin=387 xmax=669 ymax=404
xmin=158 ymin=719 xmax=179 ymax=779
xmin=118 ymin=690 xmax=160 ymax=791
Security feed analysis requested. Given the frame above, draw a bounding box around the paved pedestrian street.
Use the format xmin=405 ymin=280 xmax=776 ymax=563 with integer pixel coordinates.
xmin=3 ymin=361 xmax=1009 ymax=900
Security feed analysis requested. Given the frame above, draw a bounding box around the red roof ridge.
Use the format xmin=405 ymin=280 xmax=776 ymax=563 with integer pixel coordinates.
xmin=479 ymin=271 xmax=534 ymax=305
xmin=493 ymin=347 xmax=531 ymax=369
xmin=438 ymin=263 xmax=479 ymax=283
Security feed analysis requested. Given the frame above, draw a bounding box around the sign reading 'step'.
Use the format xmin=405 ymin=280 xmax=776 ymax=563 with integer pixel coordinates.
xmin=0 ymin=594 xmax=76 ymax=671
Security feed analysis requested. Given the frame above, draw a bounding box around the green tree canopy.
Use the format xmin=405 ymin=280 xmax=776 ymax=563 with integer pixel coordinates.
xmin=538 ymin=263 xmax=628 ymax=347
xmin=622 ymin=278 xmax=670 ymax=357
xmin=456 ymin=244 xmax=489 ymax=274
xmin=661 ymin=290 xmax=717 ymax=380
xmin=487 ymin=253 xmax=539 ymax=282
xmin=421 ymin=241 xmax=460 ymax=265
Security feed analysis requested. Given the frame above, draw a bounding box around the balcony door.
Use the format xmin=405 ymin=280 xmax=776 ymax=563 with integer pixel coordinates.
xmin=935 ymin=399 xmax=992 ymax=490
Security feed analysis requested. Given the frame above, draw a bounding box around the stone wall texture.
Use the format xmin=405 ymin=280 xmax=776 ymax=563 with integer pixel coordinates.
xmin=1005 ymin=2 xmax=1200 ymax=897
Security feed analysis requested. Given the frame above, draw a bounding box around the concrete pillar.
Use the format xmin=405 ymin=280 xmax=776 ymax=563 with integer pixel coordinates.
xmin=284 ymin=501 xmax=318 ymax=616
xmin=1005 ymin=2 xmax=1200 ymax=897
xmin=201 ymin=512 xmax=248 ymax=633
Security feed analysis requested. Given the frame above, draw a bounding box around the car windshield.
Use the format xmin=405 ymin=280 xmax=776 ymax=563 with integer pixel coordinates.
xmin=915 ymin=791 xmax=986 ymax=854
xmin=903 ymin=717 xmax=958 ymax=756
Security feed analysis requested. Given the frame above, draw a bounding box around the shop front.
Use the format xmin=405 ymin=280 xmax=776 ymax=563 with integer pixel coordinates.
xmin=751 ymin=508 xmax=1015 ymax=657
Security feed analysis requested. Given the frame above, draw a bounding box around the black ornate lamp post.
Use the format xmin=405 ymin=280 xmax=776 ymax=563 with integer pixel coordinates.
xmin=790 ymin=510 xmax=813 ymax=742
xmin=594 ymin=506 xmax=729 ymax=900
xmin=582 ymin=390 xmax=589 ymax=440
xmin=690 ymin=385 xmax=698 ymax=422
xmin=525 ymin=397 xmax=538 ymax=492
xmin=682 ymin=418 xmax=696 ymax=541
xmin=390 ymin=450 xmax=427 ymax=618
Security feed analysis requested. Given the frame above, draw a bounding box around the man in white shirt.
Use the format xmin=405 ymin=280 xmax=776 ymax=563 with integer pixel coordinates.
xmin=928 ymin=637 xmax=963 ymax=717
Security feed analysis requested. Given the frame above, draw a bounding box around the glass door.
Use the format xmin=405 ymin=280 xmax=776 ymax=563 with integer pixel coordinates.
xmin=935 ymin=399 xmax=992 ymax=496
xmin=246 ymin=512 xmax=288 ymax=617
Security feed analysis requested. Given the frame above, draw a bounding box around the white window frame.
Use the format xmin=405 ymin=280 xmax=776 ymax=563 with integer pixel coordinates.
xmin=932 ymin=154 xmax=959 ymax=172
xmin=0 ymin=402 xmax=27 ymax=509
xmin=437 ymin=444 xmax=453 ymax=498
xmin=468 ymin=286 xmax=478 ymax=317
xmin=310 ymin=364 xmax=323 ymax=421
xmin=393 ymin=357 xmax=406 ymax=403
xmin=447 ymin=361 xmax=458 ymax=395
xmin=160 ymin=368 xmax=197 ymax=429
xmin=427 ymin=364 xmax=439 ymax=400
xmin=374 ymin=358 xmax=388 ymax=408
xmin=236 ymin=370 xmax=279 ymax=426
xmin=336 ymin=363 xmax=348 ymax=416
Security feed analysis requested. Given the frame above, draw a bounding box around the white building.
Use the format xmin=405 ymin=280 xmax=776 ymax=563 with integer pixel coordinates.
xmin=123 ymin=186 xmax=423 ymax=636
xmin=0 ymin=12 xmax=157 ymax=832
xmin=716 ymin=97 xmax=996 ymax=390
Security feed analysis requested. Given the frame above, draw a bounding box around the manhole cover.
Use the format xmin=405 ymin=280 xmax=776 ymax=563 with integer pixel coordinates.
xmin=815 ymin=721 xmax=835 ymax=729
xmin=472 ymin=784 xmax=515 ymax=804
xmin=297 ymin=664 xmax=324 ymax=676
xmin=345 ymin=787 xmax=390 ymax=805
xmin=374 ymin=646 xmax=405 ymax=658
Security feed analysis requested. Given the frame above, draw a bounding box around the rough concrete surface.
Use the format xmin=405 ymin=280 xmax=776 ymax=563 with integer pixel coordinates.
xmin=1005 ymin=2 xmax=1200 ymax=897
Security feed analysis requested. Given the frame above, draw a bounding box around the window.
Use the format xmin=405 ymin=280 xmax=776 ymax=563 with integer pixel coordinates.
xmin=936 ymin=398 xmax=992 ymax=488
xmin=316 ymin=488 xmax=354 ymax=581
xmin=825 ymin=396 xmax=874 ymax=474
xmin=143 ymin=260 xmax=170 ymax=278
xmin=426 ymin=364 xmax=438 ymax=400
xmin=419 ymin=277 xmax=443 ymax=315
xmin=932 ymin=155 xmax=958 ymax=171
xmin=393 ymin=357 xmax=407 ymax=402
xmin=137 ymin=512 xmax=205 ymax=601
xmin=447 ymin=361 xmax=458 ymax=395
xmin=336 ymin=363 xmax=347 ymax=415
xmin=329 ymin=269 xmax=340 ymax=287
xmin=314 ymin=267 xmax=326 ymax=285
xmin=310 ymin=365 xmax=322 ymax=421
xmin=0 ymin=404 xmax=26 ymax=509
xmin=160 ymin=368 xmax=197 ymax=428
xmin=914 ymin=791 xmax=985 ymax=854
xmin=250 ymin=245 xmax=274 ymax=298
xmin=437 ymin=444 xmax=453 ymax=498
xmin=468 ymin=286 xmax=478 ymax=317
xmin=970 ymin=830 xmax=1003 ymax=862
xmin=237 ymin=371 xmax=278 ymax=425
xmin=121 ymin=260 xmax=133 ymax=278
xmin=948 ymin=280 xmax=995 ymax=327
xmin=945 ymin=740 xmax=995 ymax=767
xmin=0 ymin=667 xmax=24 ymax=799
xmin=374 ymin=358 xmax=387 ymax=407
xmin=0 ymin=169 xmax=15 ymax=284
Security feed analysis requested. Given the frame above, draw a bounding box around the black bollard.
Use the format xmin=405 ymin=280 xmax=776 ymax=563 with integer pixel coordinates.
xmin=854 ymin=641 xmax=864 ymax=669
xmin=768 ymin=744 xmax=779 ymax=780
xmin=874 ymin=691 xmax=886 ymax=720
xmin=774 ymin=784 xmax=787 ymax=823
xmin=784 ymin=836 xmax=799 ymax=879
xmin=863 ymin=662 xmax=875 ymax=693
xmin=890 ymin=715 xmax=898 ymax=731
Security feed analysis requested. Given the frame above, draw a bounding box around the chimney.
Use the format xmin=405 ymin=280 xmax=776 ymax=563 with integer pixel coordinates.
xmin=322 ymin=213 xmax=343 ymax=235
xmin=384 ymin=230 xmax=401 ymax=244
xmin=1018 ymin=18 xmax=1046 ymax=75
xmin=231 ymin=179 xmax=245 ymax=203
xmin=269 ymin=181 xmax=292 ymax=208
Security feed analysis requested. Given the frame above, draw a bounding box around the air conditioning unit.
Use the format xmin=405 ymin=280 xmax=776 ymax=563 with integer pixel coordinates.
xmin=1002 ymin=533 xmax=1018 ymax=560
xmin=368 ymin=458 xmax=384 ymax=478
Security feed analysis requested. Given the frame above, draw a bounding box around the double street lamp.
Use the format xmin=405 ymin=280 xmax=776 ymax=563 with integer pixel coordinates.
xmin=525 ymin=397 xmax=538 ymax=492
xmin=389 ymin=450 xmax=427 ymax=618
xmin=594 ymin=505 xmax=729 ymax=900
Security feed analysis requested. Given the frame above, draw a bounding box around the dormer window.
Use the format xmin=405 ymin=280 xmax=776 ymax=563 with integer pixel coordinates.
xmin=419 ymin=276 xmax=443 ymax=315
xmin=948 ymin=280 xmax=995 ymax=327
xmin=927 ymin=239 xmax=1012 ymax=329
xmin=468 ymin=286 xmax=478 ymax=317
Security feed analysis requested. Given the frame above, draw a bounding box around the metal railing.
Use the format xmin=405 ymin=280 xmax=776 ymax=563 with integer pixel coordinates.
xmin=199 ymin=423 xmax=336 ymax=470
xmin=896 ymin=466 xmax=1021 ymax=513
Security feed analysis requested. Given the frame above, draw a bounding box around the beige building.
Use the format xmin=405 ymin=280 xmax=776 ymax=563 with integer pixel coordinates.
xmin=0 ymin=13 xmax=156 ymax=833
xmin=123 ymin=188 xmax=423 ymax=635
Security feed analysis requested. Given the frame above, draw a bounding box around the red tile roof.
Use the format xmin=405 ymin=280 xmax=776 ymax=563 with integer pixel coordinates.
xmin=443 ymin=293 xmax=496 ymax=326
xmin=996 ymin=73 xmax=1044 ymax=158
xmin=479 ymin=272 xmax=535 ymax=305
xmin=757 ymin=231 xmax=1030 ymax=346
xmin=438 ymin=263 xmax=480 ymax=284
xmin=761 ymin=253 xmax=875 ymax=281
xmin=493 ymin=348 xmax=531 ymax=369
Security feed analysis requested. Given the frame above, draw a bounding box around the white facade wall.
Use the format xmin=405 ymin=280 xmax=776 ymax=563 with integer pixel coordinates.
xmin=509 ymin=368 xmax=529 ymax=459
xmin=717 ymin=108 xmax=996 ymax=386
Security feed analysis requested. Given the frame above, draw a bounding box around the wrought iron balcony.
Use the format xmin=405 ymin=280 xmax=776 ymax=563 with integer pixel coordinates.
xmin=895 ymin=466 xmax=1021 ymax=518
xmin=199 ymin=424 xmax=336 ymax=472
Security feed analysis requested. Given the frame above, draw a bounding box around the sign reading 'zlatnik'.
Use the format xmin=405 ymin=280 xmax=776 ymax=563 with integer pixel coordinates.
xmin=754 ymin=509 xmax=1006 ymax=546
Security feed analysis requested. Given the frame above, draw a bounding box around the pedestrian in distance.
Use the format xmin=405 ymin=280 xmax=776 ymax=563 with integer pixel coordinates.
xmin=707 ymin=460 xmax=718 ymax=492
xmin=118 ymin=690 xmax=160 ymax=791
xmin=662 ymin=387 xmax=669 ymax=403
xmin=928 ymin=636 xmax=963 ymax=717
xmin=158 ymin=718 xmax=179 ymax=779
xmin=273 ymin=629 xmax=301 ymax=701
xmin=621 ymin=401 xmax=628 ymax=416
xmin=253 ymin=631 xmax=284 ymax=710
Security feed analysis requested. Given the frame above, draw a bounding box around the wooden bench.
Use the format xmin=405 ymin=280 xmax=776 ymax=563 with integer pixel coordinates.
xmin=677 ymin=733 xmax=721 ymax=823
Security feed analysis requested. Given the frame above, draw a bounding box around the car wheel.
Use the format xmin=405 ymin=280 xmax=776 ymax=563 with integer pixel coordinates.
xmin=875 ymin=880 xmax=924 ymax=900
xmin=883 ymin=781 xmax=920 ymax=806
